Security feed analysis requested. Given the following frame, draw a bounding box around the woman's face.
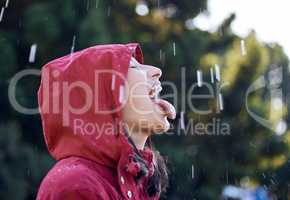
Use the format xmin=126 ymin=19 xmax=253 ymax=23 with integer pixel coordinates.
xmin=122 ymin=57 xmax=176 ymax=135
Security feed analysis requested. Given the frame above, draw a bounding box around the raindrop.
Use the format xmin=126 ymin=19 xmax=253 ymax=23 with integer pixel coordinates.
xmin=214 ymin=64 xmax=221 ymax=82
xmin=173 ymin=42 xmax=176 ymax=56
xmin=197 ymin=70 xmax=203 ymax=87
xmin=0 ymin=7 xmax=4 ymax=22
xmin=29 ymin=44 xmax=37 ymax=63
xmin=5 ymin=0 xmax=9 ymax=8
xmin=159 ymin=49 xmax=162 ymax=61
xmin=180 ymin=111 xmax=185 ymax=130
xmin=218 ymin=93 xmax=224 ymax=111
xmin=70 ymin=35 xmax=76 ymax=54
xmin=119 ymin=85 xmax=125 ymax=103
xmin=210 ymin=67 xmax=214 ymax=83
xmin=240 ymin=39 xmax=247 ymax=56
xmin=111 ymin=74 xmax=116 ymax=90
xmin=191 ymin=165 xmax=194 ymax=179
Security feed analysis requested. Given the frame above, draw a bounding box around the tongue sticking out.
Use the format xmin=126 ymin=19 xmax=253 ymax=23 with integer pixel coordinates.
xmin=153 ymin=99 xmax=176 ymax=120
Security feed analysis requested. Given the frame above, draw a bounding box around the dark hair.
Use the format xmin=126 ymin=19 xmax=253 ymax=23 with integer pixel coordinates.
xmin=126 ymin=135 xmax=169 ymax=197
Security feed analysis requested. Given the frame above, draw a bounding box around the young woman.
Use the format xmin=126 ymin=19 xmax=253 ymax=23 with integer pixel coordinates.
xmin=37 ymin=43 xmax=176 ymax=200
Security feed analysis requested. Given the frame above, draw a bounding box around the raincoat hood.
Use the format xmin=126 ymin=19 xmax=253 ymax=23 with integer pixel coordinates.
xmin=38 ymin=43 xmax=158 ymax=199
xmin=38 ymin=43 xmax=145 ymax=165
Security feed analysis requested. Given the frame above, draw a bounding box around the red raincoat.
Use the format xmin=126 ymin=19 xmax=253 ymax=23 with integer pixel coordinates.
xmin=37 ymin=43 xmax=160 ymax=200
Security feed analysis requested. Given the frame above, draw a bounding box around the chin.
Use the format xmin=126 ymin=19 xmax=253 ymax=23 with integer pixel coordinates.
xmin=150 ymin=117 xmax=170 ymax=134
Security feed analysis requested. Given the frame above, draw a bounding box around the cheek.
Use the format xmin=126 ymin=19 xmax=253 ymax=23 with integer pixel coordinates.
xmin=127 ymin=68 xmax=147 ymax=84
xmin=123 ymin=86 xmax=153 ymax=118
xmin=126 ymin=70 xmax=153 ymax=112
xmin=122 ymin=69 xmax=169 ymax=133
xmin=122 ymin=71 xmax=150 ymax=122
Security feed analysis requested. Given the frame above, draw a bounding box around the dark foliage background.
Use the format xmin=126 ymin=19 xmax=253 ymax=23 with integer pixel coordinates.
xmin=0 ymin=0 xmax=290 ymax=199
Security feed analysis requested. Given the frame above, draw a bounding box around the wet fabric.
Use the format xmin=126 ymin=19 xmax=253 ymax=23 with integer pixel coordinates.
xmin=37 ymin=43 xmax=159 ymax=200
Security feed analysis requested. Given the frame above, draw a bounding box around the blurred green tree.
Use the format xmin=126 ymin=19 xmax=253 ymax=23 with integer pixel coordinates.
xmin=0 ymin=0 xmax=289 ymax=199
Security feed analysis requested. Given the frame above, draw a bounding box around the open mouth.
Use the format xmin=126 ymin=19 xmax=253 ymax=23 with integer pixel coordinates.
xmin=148 ymin=84 xmax=162 ymax=100
xmin=148 ymin=83 xmax=176 ymax=120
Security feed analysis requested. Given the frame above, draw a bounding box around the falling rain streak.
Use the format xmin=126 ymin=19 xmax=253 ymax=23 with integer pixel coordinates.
xmin=70 ymin=35 xmax=76 ymax=54
xmin=29 ymin=44 xmax=37 ymax=63
xmin=0 ymin=7 xmax=4 ymax=22
xmin=180 ymin=111 xmax=185 ymax=130
xmin=191 ymin=165 xmax=194 ymax=179
xmin=111 ymin=74 xmax=116 ymax=90
xmin=194 ymin=64 xmax=224 ymax=112
xmin=173 ymin=42 xmax=176 ymax=56
xmin=119 ymin=85 xmax=125 ymax=104
xmin=5 ymin=0 xmax=9 ymax=8
xmin=214 ymin=64 xmax=221 ymax=82
xmin=240 ymin=40 xmax=247 ymax=56
xmin=197 ymin=70 xmax=203 ymax=87
xmin=218 ymin=93 xmax=224 ymax=111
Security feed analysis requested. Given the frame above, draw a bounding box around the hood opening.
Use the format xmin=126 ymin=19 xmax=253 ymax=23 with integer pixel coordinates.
xmin=38 ymin=43 xmax=144 ymax=168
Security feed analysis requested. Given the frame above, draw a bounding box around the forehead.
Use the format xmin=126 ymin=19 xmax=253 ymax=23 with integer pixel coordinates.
xmin=129 ymin=57 xmax=154 ymax=69
xmin=130 ymin=57 xmax=141 ymax=66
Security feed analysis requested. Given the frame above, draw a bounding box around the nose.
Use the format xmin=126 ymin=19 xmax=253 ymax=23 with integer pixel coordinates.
xmin=147 ymin=65 xmax=162 ymax=80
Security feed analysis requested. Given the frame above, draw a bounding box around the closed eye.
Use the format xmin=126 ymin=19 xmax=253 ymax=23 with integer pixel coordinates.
xmin=130 ymin=65 xmax=140 ymax=69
